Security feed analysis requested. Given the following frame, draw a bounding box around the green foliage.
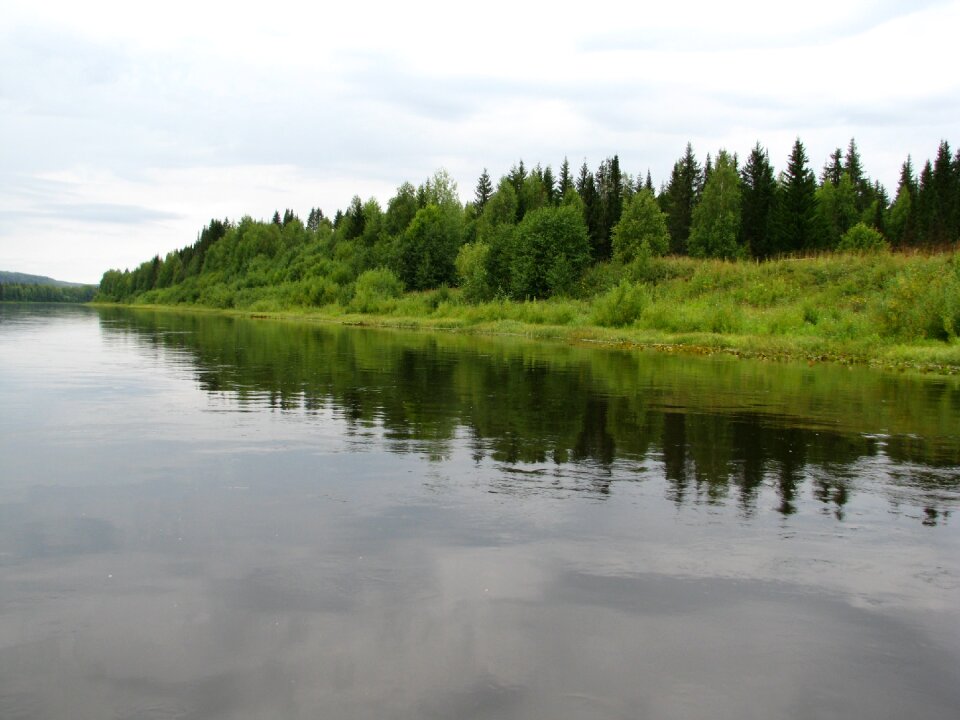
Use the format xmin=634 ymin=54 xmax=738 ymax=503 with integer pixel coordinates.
xmin=818 ymin=173 xmax=859 ymax=247
xmin=689 ymin=150 xmax=743 ymax=259
xmin=591 ymin=280 xmax=649 ymax=327
xmin=478 ymin=179 xmax=518 ymax=241
xmin=740 ymin=143 xmax=778 ymax=258
xmin=395 ymin=204 xmax=461 ymax=291
xmin=878 ymin=256 xmax=960 ymax=341
xmin=837 ymin=223 xmax=889 ymax=253
xmin=612 ymin=189 xmax=670 ymax=262
xmin=455 ymin=241 xmax=493 ymax=303
xmin=351 ymin=268 xmax=404 ymax=313
xmin=509 ymin=205 xmax=592 ymax=299
xmin=774 ymin=138 xmax=825 ymax=253
xmin=1 ymin=282 xmax=97 ymax=303
xmin=660 ymin=142 xmax=703 ymax=254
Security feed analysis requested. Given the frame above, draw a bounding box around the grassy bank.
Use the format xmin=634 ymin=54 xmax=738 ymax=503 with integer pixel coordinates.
xmin=103 ymin=251 xmax=960 ymax=373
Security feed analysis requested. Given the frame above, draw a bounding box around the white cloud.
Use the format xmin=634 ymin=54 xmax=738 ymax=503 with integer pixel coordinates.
xmin=1 ymin=0 xmax=958 ymax=282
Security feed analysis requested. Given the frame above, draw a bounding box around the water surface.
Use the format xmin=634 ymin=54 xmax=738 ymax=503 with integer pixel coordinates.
xmin=1 ymin=304 xmax=958 ymax=719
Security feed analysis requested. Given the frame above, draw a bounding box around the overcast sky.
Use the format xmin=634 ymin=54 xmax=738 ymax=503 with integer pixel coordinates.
xmin=2 ymin=0 xmax=958 ymax=283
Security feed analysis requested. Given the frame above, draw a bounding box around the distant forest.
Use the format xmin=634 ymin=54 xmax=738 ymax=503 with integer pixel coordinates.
xmin=98 ymin=138 xmax=960 ymax=305
xmin=0 ymin=271 xmax=97 ymax=303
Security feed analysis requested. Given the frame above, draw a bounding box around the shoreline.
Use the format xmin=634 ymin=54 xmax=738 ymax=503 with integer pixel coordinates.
xmin=88 ymin=301 xmax=960 ymax=376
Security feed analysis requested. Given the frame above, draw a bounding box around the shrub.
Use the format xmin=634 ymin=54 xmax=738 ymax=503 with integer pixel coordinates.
xmin=455 ymin=241 xmax=493 ymax=303
xmin=350 ymin=268 xmax=404 ymax=313
xmin=591 ymin=280 xmax=650 ymax=327
xmin=837 ymin=223 xmax=889 ymax=253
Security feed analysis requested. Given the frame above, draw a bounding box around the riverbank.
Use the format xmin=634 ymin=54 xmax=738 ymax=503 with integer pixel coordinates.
xmin=94 ymin=251 xmax=960 ymax=374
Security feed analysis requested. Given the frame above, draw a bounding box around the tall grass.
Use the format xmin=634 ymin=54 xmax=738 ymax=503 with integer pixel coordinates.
xmin=124 ymin=250 xmax=960 ymax=369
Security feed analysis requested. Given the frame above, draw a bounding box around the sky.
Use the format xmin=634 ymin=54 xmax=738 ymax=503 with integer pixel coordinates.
xmin=1 ymin=0 xmax=958 ymax=284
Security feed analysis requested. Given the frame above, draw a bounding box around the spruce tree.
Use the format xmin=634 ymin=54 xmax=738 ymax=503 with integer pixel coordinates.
xmin=557 ymin=158 xmax=573 ymax=198
xmin=474 ymin=169 xmax=493 ymax=215
xmin=844 ymin=138 xmax=872 ymax=214
xmin=930 ymin=140 xmax=957 ymax=245
xmin=740 ymin=143 xmax=777 ymax=258
xmin=774 ymin=138 xmax=824 ymax=253
xmin=659 ymin=143 xmax=703 ymax=255
xmin=576 ymin=161 xmax=602 ymax=255
xmin=821 ymin=148 xmax=844 ymax=186
xmin=542 ymin=165 xmax=556 ymax=205
xmin=594 ymin=155 xmax=623 ymax=260
xmin=888 ymin=157 xmax=917 ymax=247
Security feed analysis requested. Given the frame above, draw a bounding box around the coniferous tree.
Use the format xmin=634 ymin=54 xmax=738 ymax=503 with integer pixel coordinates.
xmin=644 ymin=170 xmax=654 ymax=194
xmin=343 ymin=196 xmax=366 ymax=240
xmin=888 ymin=157 xmax=917 ymax=247
xmin=594 ymin=155 xmax=624 ymax=260
xmin=740 ymin=143 xmax=778 ymax=258
xmin=542 ymin=165 xmax=556 ymax=205
xmin=774 ymin=138 xmax=824 ymax=253
xmin=508 ymin=161 xmax=528 ymax=221
xmin=821 ymin=149 xmax=844 ymax=186
xmin=844 ymin=138 xmax=873 ymax=214
xmin=306 ymin=207 xmax=325 ymax=232
xmin=915 ymin=160 xmax=937 ymax=245
xmin=575 ymin=161 xmax=602 ymax=255
xmin=272 ymin=210 xmax=282 ymax=226
xmin=869 ymin=181 xmax=889 ymax=237
xmin=659 ymin=143 xmax=703 ymax=255
xmin=474 ymin=169 xmax=493 ymax=215
xmin=928 ymin=140 xmax=957 ymax=245
xmin=557 ymin=158 xmax=573 ymax=198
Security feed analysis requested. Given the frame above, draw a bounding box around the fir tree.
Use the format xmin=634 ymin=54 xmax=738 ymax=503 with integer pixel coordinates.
xmin=557 ymin=158 xmax=573 ymax=198
xmin=844 ymin=138 xmax=873 ymax=213
xmin=821 ymin=148 xmax=844 ymax=186
xmin=542 ymin=165 xmax=556 ymax=205
xmin=576 ymin=161 xmax=602 ymax=255
xmin=740 ymin=143 xmax=778 ymax=258
xmin=659 ymin=143 xmax=704 ymax=255
xmin=888 ymin=157 xmax=917 ymax=247
xmin=774 ymin=138 xmax=824 ymax=253
xmin=474 ymin=169 xmax=493 ymax=215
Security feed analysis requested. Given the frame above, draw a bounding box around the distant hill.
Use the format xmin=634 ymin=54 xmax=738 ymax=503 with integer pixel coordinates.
xmin=0 ymin=271 xmax=87 ymax=287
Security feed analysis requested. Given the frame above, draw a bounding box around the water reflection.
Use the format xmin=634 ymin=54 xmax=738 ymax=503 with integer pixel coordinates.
xmin=2 ymin=305 xmax=960 ymax=720
xmin=96 ymin=307 xmax=960 ymax=523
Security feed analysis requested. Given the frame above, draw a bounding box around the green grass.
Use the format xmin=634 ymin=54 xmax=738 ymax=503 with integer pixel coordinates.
xmin=100 ymin=250 xmax=960 ymax=374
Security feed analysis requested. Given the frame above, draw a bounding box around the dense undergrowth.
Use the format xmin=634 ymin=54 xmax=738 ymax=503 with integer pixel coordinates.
xmin=111 ymin=251 xmax=960 ymax=371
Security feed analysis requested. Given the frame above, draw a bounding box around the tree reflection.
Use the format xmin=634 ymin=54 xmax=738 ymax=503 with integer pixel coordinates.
xmin=98 ymin=308 xmax=960 ymax=523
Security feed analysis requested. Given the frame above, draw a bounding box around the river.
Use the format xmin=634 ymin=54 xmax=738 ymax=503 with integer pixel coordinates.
xmin=1 ymin=304 xmax=958 ymax=719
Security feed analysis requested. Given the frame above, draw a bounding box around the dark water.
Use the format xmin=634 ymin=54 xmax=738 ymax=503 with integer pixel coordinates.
xmin=1 ymin=304 xmax=958 ymax=720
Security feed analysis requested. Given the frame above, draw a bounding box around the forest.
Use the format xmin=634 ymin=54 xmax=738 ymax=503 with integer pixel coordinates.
xmin=0 ymin=282 xmax=97 ymax=303
xmin=94 ymin=137 xmax=960 ymax=359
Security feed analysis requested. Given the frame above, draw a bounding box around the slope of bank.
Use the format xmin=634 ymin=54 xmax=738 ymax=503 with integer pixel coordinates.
xmin=95 ymin=252 xmax=960 ymax=373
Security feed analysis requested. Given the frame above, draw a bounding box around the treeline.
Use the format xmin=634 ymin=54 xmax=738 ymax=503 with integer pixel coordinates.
xmin=98 ymin=138 xmax=960 ymax=306
xmin=0 ymin=282 xmax=97 ymax=303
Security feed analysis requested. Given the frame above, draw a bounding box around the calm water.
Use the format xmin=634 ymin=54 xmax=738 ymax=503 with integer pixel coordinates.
xmin=1 ymin=304 xmax=959 ymax=720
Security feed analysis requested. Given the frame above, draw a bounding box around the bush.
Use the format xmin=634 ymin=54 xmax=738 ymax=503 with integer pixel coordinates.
xmin=878 ymin=258 xmax=960 ymax=341
xmin=350 ymin=268 xmax=404 ymax=313
xmin=591 ymin=280 xmax=650 ymax=327
xmin=837 ymin=223 xmax=889 ymax=253
xmin=455 ymin=242 xmax=493 ymax=303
